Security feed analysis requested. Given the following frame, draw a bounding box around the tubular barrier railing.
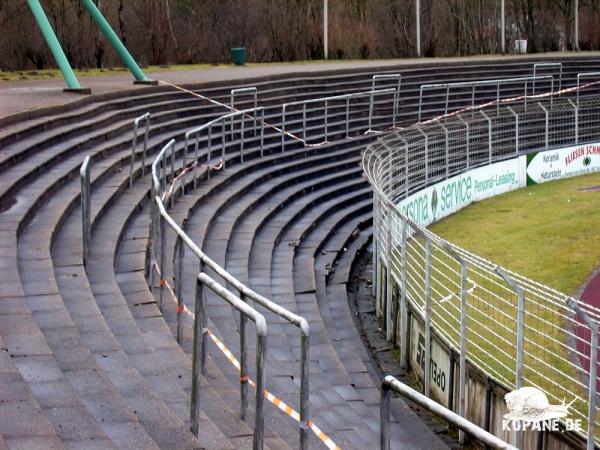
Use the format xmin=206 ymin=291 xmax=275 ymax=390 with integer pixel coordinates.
xmin=150 ymin=137 xmax=311 ymax=449
xmin=380 ymin=376 xmax=518 ymax=450
xmin=231 ymin=87 xmax=258 ymax=140
xmin=192 ymin=271 xmax=267 ymax=450
xmin=281 ymin=87 xmax=398 ymax=150
xmin=417 ymin=74 xmax=555 ymax=121
xmin=363 ymin=95 xmax=600 ymax=449
xmin=129 ymin=112 xmax=151 ymax=187
xmin=533 ymin=62 xmax=563 ymax=95
xmin=80 ymin=155 xmax=91 ymax=270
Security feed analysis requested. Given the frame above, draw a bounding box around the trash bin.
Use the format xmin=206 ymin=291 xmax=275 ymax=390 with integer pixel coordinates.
xmin=515 ymin=39 xmax=527 ymax=54
xmin=231 ymin=47 xmax=246 ymax=66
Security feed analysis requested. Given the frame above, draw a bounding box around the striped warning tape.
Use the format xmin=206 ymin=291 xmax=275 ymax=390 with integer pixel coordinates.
xmin=422 ymin=78 xmax=600 ymax=125
xmin=152 ymin=263 xmax=341 ymax=449
xmin=157 ymin=79 xmax=393 ymax=149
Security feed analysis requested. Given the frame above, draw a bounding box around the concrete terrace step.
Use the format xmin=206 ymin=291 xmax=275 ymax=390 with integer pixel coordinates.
xmin=4 ymin=56 xmax=600 ymax=449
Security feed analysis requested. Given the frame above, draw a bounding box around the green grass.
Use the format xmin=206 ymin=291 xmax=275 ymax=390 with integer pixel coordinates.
xmin=429 ymin=172 xmax=600 ymax=295
xmin=393 ymin=173 xmax=600 ymax=433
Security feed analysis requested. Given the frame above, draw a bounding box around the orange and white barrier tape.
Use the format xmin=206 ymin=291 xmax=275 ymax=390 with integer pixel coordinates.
xmin=158 ymin=79 xmax=393 ymax=150
xmin=151 ymin=262 xmax=341 ymax=449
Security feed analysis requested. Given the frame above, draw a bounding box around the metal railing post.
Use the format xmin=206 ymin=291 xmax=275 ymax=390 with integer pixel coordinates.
xmin=129 ymin=120 xmax=139 ymax=188
xmin=240 ymin=115 xmax=246 ymax=163
xmin=130 ymin=113 xmax=151 ymax=188
xmin=345 ymin=96 xmax=350 ymax=138
xmin=141 ymin=115 xmax=150 ymax=177
xmin=193 ymin=134 xmax=200 ymax=188
xmin=418 ymin=85 xmax=424 ymax=122
xmin=495 ymin=266 xmax=525 ymax=448
xmin=457 ymin=115 xmax=470 ymax=169
xmin=221 ymin=121 xmax=226 ymax=172
xmin=381 ymin=376 xmax=518 ymax=450
xmin=254 ymin=332 xmax=266 ymax=450
xmin=566 ymin=298 xmax=598 ymax=450
xmin=159 ymin=212 xmax=166 ymax=311
xmin=80 ymin=156 xmax=91 ymax=270
xmin=300 ymin=331 xmax=310 ymax=450
xmin=281 ymin=104 xmax=287 ymax=151
xmin=386 ymin=205 xmax=393 ymax=341
xmin=302 ymin=103 xmax=307 ymax=141
xmin=372 ymin=193 xmax=379 ymax=298
xmin=240 ymin=293 xmax=248 ymax=421
xmin=400 ymin=219 xmax=409 ymax=369
xmin=424 ymin=236 xmax=432 ymax=397
xmin=380 ymin=380 xmax=391 ymax=450
xmin=176 ymin=236 xmax=184 ymax=344
xmin=190 ymin=272 xmax=206 ymax=436
xmin=324 ymin=100 xmax=329 ymax=141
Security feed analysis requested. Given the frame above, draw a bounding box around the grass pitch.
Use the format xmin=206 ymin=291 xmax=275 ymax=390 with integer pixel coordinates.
xmin=429 ymin=172 xmax=600 ymax=295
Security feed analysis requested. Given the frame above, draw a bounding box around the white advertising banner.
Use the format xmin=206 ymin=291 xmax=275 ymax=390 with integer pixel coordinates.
xmin=397 ymin=159 xmax=526 ymax=227
xmin=526 ymin=142 xmax=600 ymax=185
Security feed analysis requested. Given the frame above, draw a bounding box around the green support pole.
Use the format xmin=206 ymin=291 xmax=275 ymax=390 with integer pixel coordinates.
xmin=27 ymin=0 xmax=90 ymax=94
xmin=80 ymin=0 xmax=156 ymax=84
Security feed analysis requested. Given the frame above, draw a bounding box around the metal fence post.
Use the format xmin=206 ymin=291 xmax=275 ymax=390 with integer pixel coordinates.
xmin=444 ymin=243 xmax=468 ymax=444
xmin=507 ymin=106 xmax=519 ymax=154
xmin=239 ymin=293 xmax=248 ymax=421
xmin=538 ymin=102 xmax=549 ymax=149
xmin=480 ymin=111 xmax=493 ymax=164
xmin=372 ymin=193 xmax=379 ymax=298
xmin=80 ymin=156 xmax=91 ymax=270
xmin=495 ymin=266 xmax=525 ymax=448
xmin=568 ymin=99 xmax=579 ymax=144
xmin=386 ymin=205 xmax=393 ymax=341
xmin=424 ymin=235 xmax=432 ymax=397
xmin=176 ymin=236 xmax=184 ymax=344
xmin=566 ymin=298 xmax=598 ymax=450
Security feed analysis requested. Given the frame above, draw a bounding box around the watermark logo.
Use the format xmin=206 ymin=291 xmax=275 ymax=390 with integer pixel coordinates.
xmin=502 ymin=387 xmax=581 ymax=432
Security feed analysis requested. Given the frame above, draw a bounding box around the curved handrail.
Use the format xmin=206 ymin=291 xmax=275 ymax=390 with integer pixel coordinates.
xmin=150 ymin=113 xmax=310 ymax=447
xmin=363 ymin=94 xmax=600 ymax=448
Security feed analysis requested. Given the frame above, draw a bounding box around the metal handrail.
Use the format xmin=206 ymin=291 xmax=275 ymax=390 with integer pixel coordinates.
xmin=80 ymin=155 xmax=91 ymax=270
xmin=129 ymin=112 xmax=151 ymax=187
xmin=231 ymin=87 xmax=258 ymax=140
xmin=363 ymin=96 xmax=600 ymax=449
xmin=152 ymin=141 xmax=311 ymax=447
xmin=576 ymin=72 xmax=600 ymax=108
xmin=380 ymin=376 xmax=518 ymax=450
xmin=281 ymin=87 xmax=398 ymax=150
xmin=418 ymin=74 xmax=554 ymax=121
xmin=183 ymin=107 xmax=265 ymax=187
xmin=532 ymin=62 xmax=562 ymax=95
xmin=193 ymin=272 xmax=267 ymax=450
